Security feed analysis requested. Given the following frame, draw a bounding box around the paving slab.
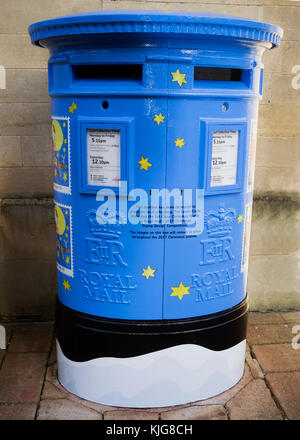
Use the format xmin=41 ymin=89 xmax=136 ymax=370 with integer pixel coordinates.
xmin=160 ymin=405 xmax=228 ymax=420
xmin=0 ymin=403 xmax=37 ymax=420
xmin=0 ymin=352 xmax=47 ymax=403
xmin=266 ymin=372 xmax=300 ymax=420
xmin=104 ymin=409 xmax=159 ymax=420
xmin=245 ymin=351 xmax=265 ymax=379
xmin=37 ymin=399 xmax=102 ymax=420
xmin=41 ymin=381 xmax=66 ymax=400
xmin=247 ymin=324 xmax=293 ymax=345
xmin=8 ymin=324 xmax=53 ymax=353
xmin=226 ymin=379 xmax=283 ymax=420
xmin=248 ymin=312 xmax=285 ymax=325
xmin=252 ymin=343 xmax=300 ymax=372
xmin=280 ymin=311 xmax=300 ymax=323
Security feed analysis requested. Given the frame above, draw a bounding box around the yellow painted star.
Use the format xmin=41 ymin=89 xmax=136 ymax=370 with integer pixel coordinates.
xmin=237 ymin=214 xmax=243 ymax=223
xmin=54 ymin=168 xmax=57 ymax=177
xmin=170 ymin=281 xmax=191 ymax=300
xmin=63 ymin=172 xmax=68 ymax=182
xmin=142 ymin=265 xmax=156 ymax=280
xmin=63 ymin=279 xmax=71 ymax=291
xmin=63 ymin=122 xmax=66 ymax=127
xmin=171 ymin=69 xmax=187 ymax=87
xmin=174 ymin=138 xmax=185 ymax=148
xmin=68 ymin=102 xmax=77 ymax=114
xmin=138 ymin=156 xmax=152 ymax=171
xmin=65 ymin=256 xmax=70 ymax=265
xmin=64 ymin=139 xmax=67 ymax=144
xmin=153 ymin=112 xmax=165 ymax=126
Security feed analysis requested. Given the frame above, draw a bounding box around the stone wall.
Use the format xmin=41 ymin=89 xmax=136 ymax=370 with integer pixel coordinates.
xmin=0 ymin=0 xmax=299 ymax=320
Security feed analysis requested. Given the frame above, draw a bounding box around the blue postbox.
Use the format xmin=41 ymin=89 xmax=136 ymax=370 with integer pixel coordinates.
xmin=29 ymin=11 xmax=282 ymax=407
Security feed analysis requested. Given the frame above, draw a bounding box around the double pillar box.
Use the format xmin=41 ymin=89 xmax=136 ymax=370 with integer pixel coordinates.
xmin=29 ymin=11 xmax=282 ymax=407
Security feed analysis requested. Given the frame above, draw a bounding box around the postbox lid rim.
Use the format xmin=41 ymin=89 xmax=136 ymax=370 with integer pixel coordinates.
xmin=28 ymin=9 xmax=283 ymax=48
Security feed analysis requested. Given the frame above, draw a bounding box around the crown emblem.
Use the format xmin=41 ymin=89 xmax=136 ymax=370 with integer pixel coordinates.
xmin=205 ymin=204 xmax=236 ymax=237
xmin=86 ymin=209 xmax=124 ymax=239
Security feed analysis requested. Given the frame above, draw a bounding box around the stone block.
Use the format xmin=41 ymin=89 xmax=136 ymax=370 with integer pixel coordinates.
xmin=0 ymin=167 xmax=53 ymax=197
xmin=0 ymin=103 xmax=51 ymax=136
xmin=256 ymin=137 xmax=300 ymax=168
xmin=0 ymin=200 xmax=56 ymax=260
xmin=0 ymin=136 xmax=21 ymax=167
xmin=0 ymin=0 xmax=105 ymax=34
xmin=258 ymin=104 xmax=300 ymax=138
xmin=254 ymin=166 xmax=300 ymax=195
xmin=0 ymin=35 xmax=48 ymax=69
xmin=250 ymin=196 xmax=300 ymax=256
xmin=247 ymin=254 xmax=300 ymax=311
xmin=0 ymin=69 xmax=49 ymax=103
xmin=0 ymin=259 xmax=57 ymax=321
xmin=21 ymin=135 xmax=52 ymax=167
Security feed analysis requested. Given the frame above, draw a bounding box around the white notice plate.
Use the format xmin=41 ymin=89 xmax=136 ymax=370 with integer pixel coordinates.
xmin=211 ymin=130 xmax=239 ymax=187
xmin=87 ymin=129 xmax=120 ymax=187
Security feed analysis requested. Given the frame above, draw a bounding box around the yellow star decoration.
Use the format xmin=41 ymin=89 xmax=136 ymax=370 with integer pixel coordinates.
xmin=138 ymin=156 xmax=152 ymax=171
xmin=171 ymin=69 xmax=187 ymax=87
xmin=65 ymin=256 xmax=70 ymax=265
xmin=142 ymin=265 xmax=156 ymax=280
xmin=63 ymin=172 xmax=68 ymax=182
xmin=174 ymin=138 xmax=185 ymax=148
xmin=68 ymin=102 xmax=77 ymax=114
xmin=237 ymin=214 xmax=243 ymax=224
xmin=63 ymin=122 xmax=66 ymax=127
xmin=54 ymin=168 xmax=57 ymax=177
xmin=63 ymin=279 xmax=71 ymax=291
xmin=153 ymin=112 xmax=165 ymax=126
xmin=170 ymin=281 xmax=191 ymax=300
xmin=64 ymin=139 xmax=67 ymax=144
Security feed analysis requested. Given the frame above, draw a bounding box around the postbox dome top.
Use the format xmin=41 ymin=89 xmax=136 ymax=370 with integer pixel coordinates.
xmin=28 ymin=10 xmax=283 ymax=48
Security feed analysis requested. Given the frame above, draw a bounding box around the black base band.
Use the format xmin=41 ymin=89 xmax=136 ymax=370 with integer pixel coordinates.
xmin=56 ymin=299 xmax=248 ymax=362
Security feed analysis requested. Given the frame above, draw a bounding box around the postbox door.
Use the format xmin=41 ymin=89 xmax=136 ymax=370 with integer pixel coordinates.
xmin=54 ymin=56 xmax=169 ymax=321
xmin=162 ymin=62 xmax=250 ymax=319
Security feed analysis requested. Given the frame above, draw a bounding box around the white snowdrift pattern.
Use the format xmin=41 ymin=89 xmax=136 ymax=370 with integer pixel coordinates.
xmin=57 ymin=339 xmax=246 ymax=408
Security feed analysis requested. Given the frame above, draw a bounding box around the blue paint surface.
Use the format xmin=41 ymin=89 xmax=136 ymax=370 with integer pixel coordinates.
xmin=30 ymin=11 xmax=282 ymax=320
